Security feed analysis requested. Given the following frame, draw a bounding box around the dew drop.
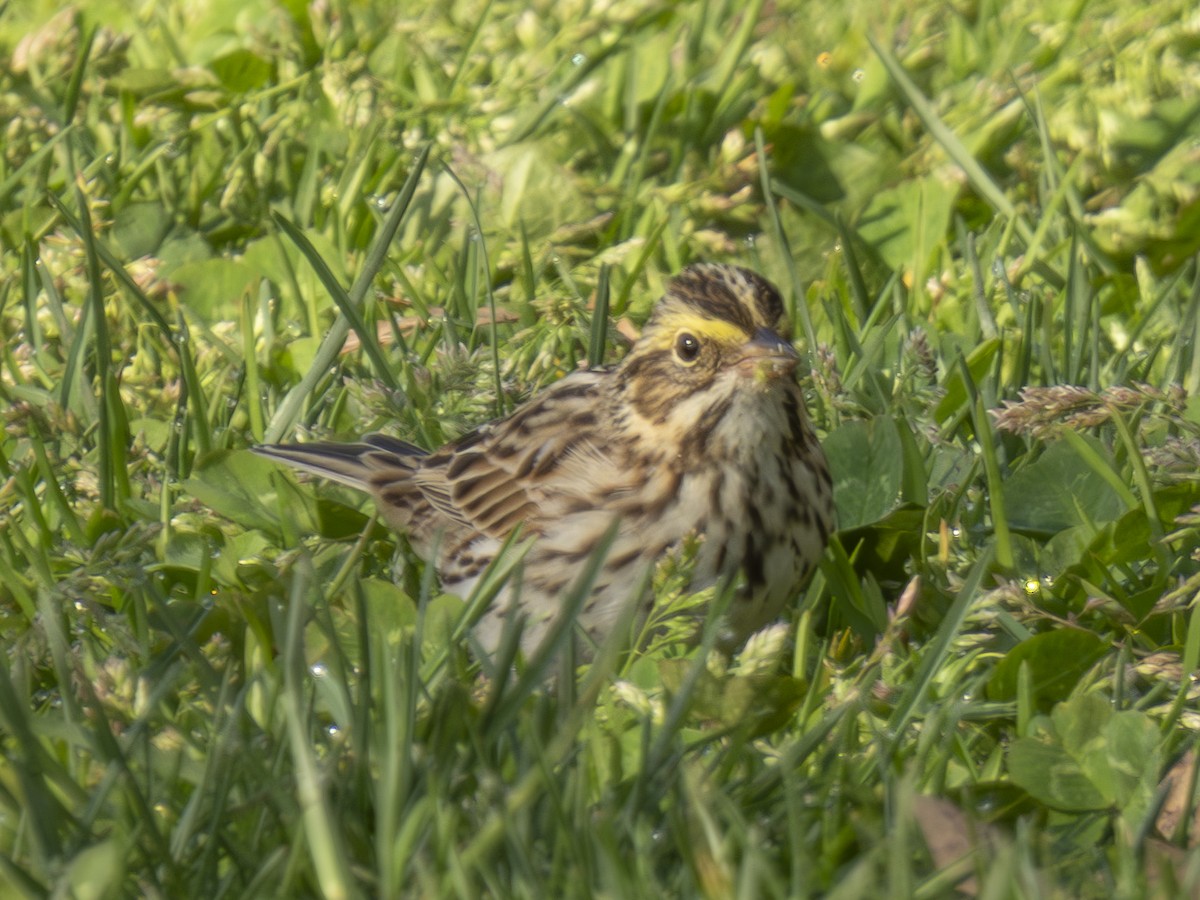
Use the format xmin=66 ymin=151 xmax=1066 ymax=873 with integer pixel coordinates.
xmin=570 ymin=52 xmax=586 ymax=66
xmin=310 ymin=662 xmax=328 ymax=678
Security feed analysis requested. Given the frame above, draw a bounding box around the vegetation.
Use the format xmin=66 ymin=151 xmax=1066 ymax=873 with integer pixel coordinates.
xmin=2 ymin=0 xmax=1199 ymax=895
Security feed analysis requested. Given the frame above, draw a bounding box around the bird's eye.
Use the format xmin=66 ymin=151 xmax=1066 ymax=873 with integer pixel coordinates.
xmin=674 ymin=332 xmax=701 ymax=364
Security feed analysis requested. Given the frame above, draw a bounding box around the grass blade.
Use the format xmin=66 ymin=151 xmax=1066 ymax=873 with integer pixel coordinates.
xmin=266 ymin=142 xmax=431 ymax=441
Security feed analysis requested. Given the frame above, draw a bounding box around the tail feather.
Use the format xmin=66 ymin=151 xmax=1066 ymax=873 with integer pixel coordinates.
xmin=253 ymin=434 xmax=425 ymax=492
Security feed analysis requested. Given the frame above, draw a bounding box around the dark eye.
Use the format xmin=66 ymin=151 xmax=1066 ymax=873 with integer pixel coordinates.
xmin=674 ymin=332 xmax=701 ymax=364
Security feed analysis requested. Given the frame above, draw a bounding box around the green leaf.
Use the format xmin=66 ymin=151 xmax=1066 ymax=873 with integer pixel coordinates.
xmin=1008 ymin=736 xmax=1109 ymax=811
xmin=987 ymin=630 xmax=1108 ymax=706
xmin=63 ymin=836 xmax=129 ymax=900
xmin=167 ymin=258 xmax=258 ymax=322
xmin=111 ymin=201 xmax=173 ymax=258
xmin=1003 ymin=436 xmax=1129 ymax=535
xmin=1079 ymin=483 xmax=1200 ymax=568
xmin=769 ymin=123 xmax=849 ymax=204
xmin=208 ymin=48 xmax=275 ymax=91
xmin=1081 ymin=710 xmax=1160 ymax=810
xmin=182 ymin=450 xmax=315 ymax=536
xmin=856 ymin=174 xmax=956 ymax=280
xmin=485 ymin=143 xmax=589 ymax=235
xmin=241 ymin=230 xmax=348 ymax=310
xmin=1009 ymin=694 xmax=1161 ymax=815
xmin=1052 ymin=692 xmax=1112 ymax=758
xmin=360 ymin=577 xmax=418 ymax=637
xmin=212 ymin=530 xmax=276 ymax=587
xmin=837 ymin=506 xmax=927 ymax=585
xmin=824 ymin=417 xmax=903 ymax=530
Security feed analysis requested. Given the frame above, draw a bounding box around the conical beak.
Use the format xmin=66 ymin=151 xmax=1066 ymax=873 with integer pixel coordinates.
xmin=736 ymin=328 xmax=799 ymax=382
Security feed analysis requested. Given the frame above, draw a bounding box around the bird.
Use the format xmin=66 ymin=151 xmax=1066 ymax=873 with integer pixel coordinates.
xmin=254 ymin=263 xmax=835 ymax=660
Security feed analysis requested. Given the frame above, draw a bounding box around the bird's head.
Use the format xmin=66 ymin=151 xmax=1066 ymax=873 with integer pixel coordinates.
xmin=616 ymin=264 xmax=800 ymax=434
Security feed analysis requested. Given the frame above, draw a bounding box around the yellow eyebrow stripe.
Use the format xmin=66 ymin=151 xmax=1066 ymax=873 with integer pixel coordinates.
xmin=651 ymin=311 xmax=749 ymax=347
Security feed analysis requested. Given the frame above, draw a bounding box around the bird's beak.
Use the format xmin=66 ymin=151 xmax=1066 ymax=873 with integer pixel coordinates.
xmin=736 ymin=328 xmax=799 ymax=383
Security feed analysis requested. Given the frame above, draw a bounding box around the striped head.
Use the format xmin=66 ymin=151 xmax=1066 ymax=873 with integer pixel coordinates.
xmin=615 ymin=264 xmax=800 ymax=438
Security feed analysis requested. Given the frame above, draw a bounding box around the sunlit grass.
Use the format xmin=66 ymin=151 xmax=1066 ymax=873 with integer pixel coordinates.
xmin=2 ymin=0 xmax=1199 ymax=896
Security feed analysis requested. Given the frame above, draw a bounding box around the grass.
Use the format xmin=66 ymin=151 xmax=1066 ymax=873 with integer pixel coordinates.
xmin=2 ymin=0 xmax=1200 ymax=896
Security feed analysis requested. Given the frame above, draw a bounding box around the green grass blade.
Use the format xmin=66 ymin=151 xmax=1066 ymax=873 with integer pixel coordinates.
xmin=868 ymin=32 xmax=1033 ymax=246
xmin=265 ymin=142 xmax=431 ymax=442
xmin=588 ymin=263 xmax=611 ymax=367
xmin=273 ymin=211 xmax=397 ymax=389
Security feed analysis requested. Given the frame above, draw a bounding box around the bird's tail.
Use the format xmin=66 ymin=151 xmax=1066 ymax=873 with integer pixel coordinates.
xmin=253 ymin=434 xmax=425 ymax=492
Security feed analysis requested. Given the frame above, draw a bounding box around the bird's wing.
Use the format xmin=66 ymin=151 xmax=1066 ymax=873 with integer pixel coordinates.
xmin=411 ymin=370 xmax=632 ymax=540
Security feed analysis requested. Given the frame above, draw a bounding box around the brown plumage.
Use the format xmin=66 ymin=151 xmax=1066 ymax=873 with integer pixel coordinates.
xmin=255 ymin=263 xmax=835 ymax=657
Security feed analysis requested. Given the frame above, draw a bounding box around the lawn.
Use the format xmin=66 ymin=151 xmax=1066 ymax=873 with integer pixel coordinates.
xmin=2 ymin=0 xmax=1200 ymax=896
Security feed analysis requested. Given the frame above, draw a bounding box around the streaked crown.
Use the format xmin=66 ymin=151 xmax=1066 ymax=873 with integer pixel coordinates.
xmin=645 ymin=263 xmax=787 ymax=336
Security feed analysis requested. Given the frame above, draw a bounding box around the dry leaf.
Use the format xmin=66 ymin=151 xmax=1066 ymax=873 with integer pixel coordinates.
xmin=914 ymin=795 xmax=986 ymax=896
xmin=1157 ymin=750 xmax=1200 ymax=845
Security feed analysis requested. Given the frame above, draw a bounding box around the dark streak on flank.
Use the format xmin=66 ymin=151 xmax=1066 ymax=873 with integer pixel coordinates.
xmin=742 ymin=533 xmax=765 ymax=587
xmin=783 ymin=392 xmax=811 ymax=451
xmin=747 ymin=502 xmax=764 ymax=535
xmin=815 ymin=511 xmax=833 ymax=544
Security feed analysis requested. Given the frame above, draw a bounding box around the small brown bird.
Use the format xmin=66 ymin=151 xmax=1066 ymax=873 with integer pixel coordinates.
xmin=255 ymin=264 xmax=834 ymax=658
